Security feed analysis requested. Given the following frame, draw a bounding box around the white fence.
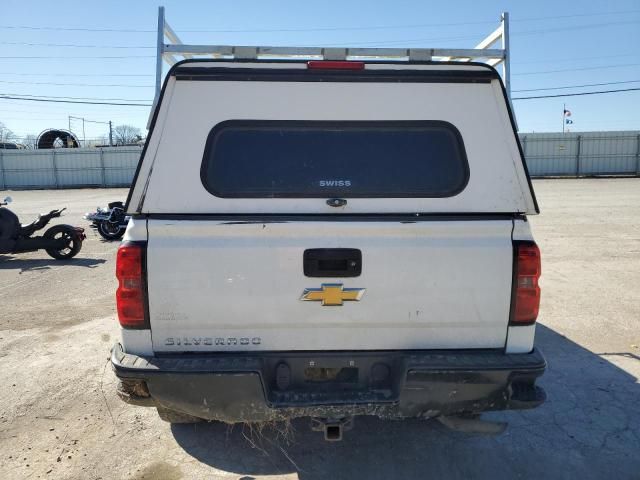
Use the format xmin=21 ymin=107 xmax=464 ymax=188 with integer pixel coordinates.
xmin=1 ymin=131 xmax=639 ymax=190
xmin=520 ymin=131 xmax=640 ymax=177
xmin=0 ymin=147 xmax=141 ymax=190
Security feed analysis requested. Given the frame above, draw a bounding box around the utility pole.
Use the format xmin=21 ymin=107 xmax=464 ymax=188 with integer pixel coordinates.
xmin=109 ymin=121 xmax=113 ymax=147
xmin=562 ymin=103 xmax=565 ymax=134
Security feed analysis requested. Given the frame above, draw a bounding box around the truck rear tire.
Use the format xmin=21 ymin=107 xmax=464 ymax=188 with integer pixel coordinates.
xmin=97 ymin=220 xmax=125 ymax=241
xmin=156 ymin=406 xmax=203 ymax=424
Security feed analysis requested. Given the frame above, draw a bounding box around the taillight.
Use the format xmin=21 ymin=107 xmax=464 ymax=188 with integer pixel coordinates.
xmin=510 ymin=241 xmax=541 ymax=325
xmin=116 ymin=242 xmax=148 ymax=329
xmin=307 ymin=60 xmax=365 ymax=70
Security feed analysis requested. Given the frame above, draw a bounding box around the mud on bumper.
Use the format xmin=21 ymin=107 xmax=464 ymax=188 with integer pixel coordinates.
xmin=111 ymin=344 xmax=546 ymax=422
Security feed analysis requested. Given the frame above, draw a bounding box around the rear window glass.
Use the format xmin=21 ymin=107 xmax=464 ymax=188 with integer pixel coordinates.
xmin=201 ymin=121 xmax=469 ymax=198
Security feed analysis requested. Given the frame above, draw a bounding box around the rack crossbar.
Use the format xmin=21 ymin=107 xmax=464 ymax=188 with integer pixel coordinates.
xmin=150 ymin=7 xmax=512 ymax=126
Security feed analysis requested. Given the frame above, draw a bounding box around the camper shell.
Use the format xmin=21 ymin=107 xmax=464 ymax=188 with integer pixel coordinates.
xmin=113 ymin=58 xmax=545 ymax=439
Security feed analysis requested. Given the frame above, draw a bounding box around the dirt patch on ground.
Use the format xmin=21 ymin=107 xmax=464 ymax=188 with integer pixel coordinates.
xmin=128 ymin=461 xmax=182 ymax=480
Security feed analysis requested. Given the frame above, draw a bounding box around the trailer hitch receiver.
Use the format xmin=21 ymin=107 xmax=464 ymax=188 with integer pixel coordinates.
xmin=311 ymin=417 xmax=354 ymax=441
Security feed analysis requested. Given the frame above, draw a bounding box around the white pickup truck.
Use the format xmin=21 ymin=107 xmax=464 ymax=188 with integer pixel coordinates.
xmin=111 ymin=57 xmax=545 ymax=440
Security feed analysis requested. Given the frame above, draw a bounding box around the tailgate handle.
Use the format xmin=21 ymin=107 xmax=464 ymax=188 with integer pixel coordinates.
xmin=303 ymin=249 xmax=362 ymax=277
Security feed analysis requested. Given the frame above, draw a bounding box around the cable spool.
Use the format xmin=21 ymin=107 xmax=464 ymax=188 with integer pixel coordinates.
xmin=36 ymin=129 xmax=80 ymax=149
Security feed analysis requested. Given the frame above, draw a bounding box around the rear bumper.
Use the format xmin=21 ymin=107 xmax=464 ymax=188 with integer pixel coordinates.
xmin=111 ymin=344 xmax=546 ymax=422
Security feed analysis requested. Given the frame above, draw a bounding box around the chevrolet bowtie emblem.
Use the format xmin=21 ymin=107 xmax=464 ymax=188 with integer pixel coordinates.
xmin=300 ymin=284 xmax=365 ymax=306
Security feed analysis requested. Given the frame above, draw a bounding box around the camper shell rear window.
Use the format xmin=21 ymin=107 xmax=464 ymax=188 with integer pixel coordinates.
xmin=201 ymin=120 xmax=469 ymax=198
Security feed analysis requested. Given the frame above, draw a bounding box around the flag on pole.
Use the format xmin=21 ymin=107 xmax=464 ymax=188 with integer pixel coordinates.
xmin=562 ymin=104 xmax=574 ymax=133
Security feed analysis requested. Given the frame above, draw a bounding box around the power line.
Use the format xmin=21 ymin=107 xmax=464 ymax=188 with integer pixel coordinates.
xmin=0 ymin=18 xmax=636 ymax=58
xmin=0 ymin=9 xmax=637 ymax=34
xmin=0 ymin=95 xmax=151 ymax=106
xmin=3 ymin=84 xmax=639 ymax=107
xmin=0 ymin=72 xmax=154 ymax=78
xmin=0 ymin=20 xmax=495 ymax=34
xmin=177 ymin=11 xmax=640 ymax=32
xmin=0 ymin=55 xmax=155 ymax=59
xmin=513 ymin=87 xmax=640 ymax=100
xmin=0 ymin=21 xmax=496 ymax=34
xmin=163 ymin=19 xmax=498 ymax=33
xmin=7 ymin=78 xmax=637 ymax=98
xmin=0 ymin=54 xmax=639 ymax=80
xmin=0 ymin=58 xmax=628 ymax=78
xmin=514 ymin=63 xmax=640 ymax=76
xmin=300 ymin=19 xmax=640 ymax=48
xmin=69 ymin=116 xmax=110 ymax=125
xmin=323 ymin=34 xmax=478 ymax=47
xmin=513 ymin=19 xmax=639 ymax=36
xmin=510 ymin=9 xmax=640 ymax=22
xmin=2 ymin=73 xmax=152 ymax=77
xmin=0 ymin=80 xmax=152 ymax=88
xmin=324 ymin=18 xmax=640 ymax=43
xmin=0 ymin=41 xmax=154 ymax=49
xmin=0 ymin=101 xmax=150 ymax=111
xmin=0 ymin=25 xmax=155 ymax=33
xmin=513 ymin=53 xmax=640 ymax=66
xmin=0 ymin=92 xmax=151 ymax=102
xmin=513 ymin=79 xmax=640 ymax=92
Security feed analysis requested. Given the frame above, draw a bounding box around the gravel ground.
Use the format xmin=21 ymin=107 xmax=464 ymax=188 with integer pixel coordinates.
xmin=0 ymin=179 xmax=639 ymax=480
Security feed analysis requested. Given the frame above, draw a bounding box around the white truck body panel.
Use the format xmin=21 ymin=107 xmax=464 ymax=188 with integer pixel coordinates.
xmin=505 ymin=324 xmax=536 ymax=354
xmin=124 ymin=60 xmax=540 ymax=356
xmin=128 ymin=63 xmax=535 ymax=215
xmin=146 ymin=219 xmax=514 ymax=352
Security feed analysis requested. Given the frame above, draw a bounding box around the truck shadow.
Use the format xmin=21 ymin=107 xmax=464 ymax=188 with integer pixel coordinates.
xmin=0 ymin=255 xmax=106 ymax=272
xmin=170 ymin=325 xmax=640 ymax=479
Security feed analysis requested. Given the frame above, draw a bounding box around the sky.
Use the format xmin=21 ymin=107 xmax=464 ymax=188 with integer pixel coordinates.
xmin=0 ymin=0 xmax=639 ymax=143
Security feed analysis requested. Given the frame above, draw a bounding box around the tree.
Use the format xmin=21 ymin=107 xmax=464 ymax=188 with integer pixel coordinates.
xmin=112 ymin=124 xmax=142 ymax=145
xmin=0 ymin=121 xmax=16 ymax=143
xmin=22 ymin=134 xmax=38 ymax=149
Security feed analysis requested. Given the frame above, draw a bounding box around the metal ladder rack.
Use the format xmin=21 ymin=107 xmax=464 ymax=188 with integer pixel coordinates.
xmin=153 ymin=7 xmax=511 ymax=103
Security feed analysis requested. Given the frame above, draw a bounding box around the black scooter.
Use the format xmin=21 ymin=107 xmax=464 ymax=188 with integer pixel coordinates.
xmin=0 ymin=196 xmax=85 ymax=259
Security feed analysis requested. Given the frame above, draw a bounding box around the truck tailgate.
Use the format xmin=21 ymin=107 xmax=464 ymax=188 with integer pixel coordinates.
xmin=147 ymin=219 xmax=513 ymax=352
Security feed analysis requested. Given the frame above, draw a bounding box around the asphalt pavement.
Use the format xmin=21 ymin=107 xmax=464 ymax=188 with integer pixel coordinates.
xmin=0 ymin=179 xmax=638 ymax=480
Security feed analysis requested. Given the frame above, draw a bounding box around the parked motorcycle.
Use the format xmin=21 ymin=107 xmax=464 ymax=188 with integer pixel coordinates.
xmin=0 ymin=196 xmax=85 ymax=259
xmin=84 ymin=201 xmax=129 ymax=241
